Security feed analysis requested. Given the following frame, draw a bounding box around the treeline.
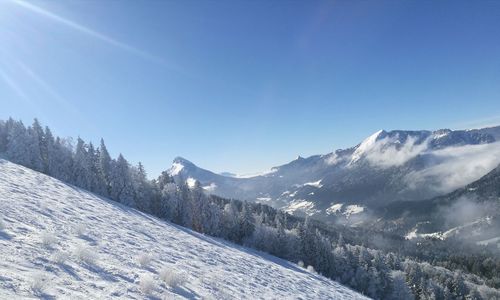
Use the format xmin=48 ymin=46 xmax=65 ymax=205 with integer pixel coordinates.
xmin=0 ymin=118 xmax=156 ymax=210
xmin=0 ymin=118 xmax=498 ymax=300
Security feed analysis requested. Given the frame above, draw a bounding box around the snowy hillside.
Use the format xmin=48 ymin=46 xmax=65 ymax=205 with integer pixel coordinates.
xmin=0 ymin=159 xmax=368 ymax=299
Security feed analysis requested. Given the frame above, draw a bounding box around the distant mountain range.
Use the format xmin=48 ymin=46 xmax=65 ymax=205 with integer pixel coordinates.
xmin=168 ymin=126 xmax=500 ymax=241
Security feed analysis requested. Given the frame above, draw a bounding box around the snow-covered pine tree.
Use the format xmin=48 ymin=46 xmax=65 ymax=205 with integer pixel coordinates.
xmin=87 ymin=142 xmax=101 ymax=193
xmin=26 ymin=125 xmax=44 ymax=172
xmin=223 ymin=200 xmax=239 ymax=242
xmin=390 ymin=271 xmax=415 ymax=300
xmin=30 ymin=119 xmax=45 ymax=172
xmin=0 ymin=119 xmax=7 ymax=153
xmin=203 ymin=201 xmax=222 ymax=236
xmin=133 ymin=162 xmax=152 ymax=212
xmin=272 ymin=211 xmax=288 ymax=256
xmin=238 ymin=201 xmax=255 ymax=243
xmin=72 ymin=137 xmax=91 ymax=189
xmin=109 ymin=154 xmax=136 ymax=207
xmin=98 ymin=138 xmax=112 ymax=197
xmin=52 ymin=137 xmax=74 ymax=182
xmin=6 ymin=121 xmax=31 ymax=167
xmin=298 ymin=216 xmax=317 ymax=267
xmin=43 ymin=126 xmax=56 ymax=175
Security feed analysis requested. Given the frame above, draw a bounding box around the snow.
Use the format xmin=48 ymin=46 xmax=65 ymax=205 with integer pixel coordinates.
xmin=256 ymin=197 xmax=272 ymax=202
xmin=169 ymin=162 xmax=185 ymax=176
xmin=284 ymin=200 xmax=319 ymax=216
xmin=343 ymin=205 xmax=365 ymax=217
xmin=477 ymin=236 xmax=500 ymax=247
xmin=186 ymin=177 xmax=197 ymax=188
xmin=432 ymin=131 xmax=449 ymax=139
xmin=0 ymin=159 xmax=367 ymax=299
xmin=350 ymin=130 xmax=384 ymax=164
xmin=303 ymin=180 xmax=323 ymax=188
xmin=405 ymin=229 xmax=419 ymax=240
xmin=202 ymin=183 xmax=217 ymax=192
xmin=405 ymin=229 xmax=443 ymax=240
xmin=405 ymin=217 xmax=495 ymax=241
xmin=326 ymin=203 xmax=344 ymax=215
xmin=234 ymin=168 xmax=277 ymax=179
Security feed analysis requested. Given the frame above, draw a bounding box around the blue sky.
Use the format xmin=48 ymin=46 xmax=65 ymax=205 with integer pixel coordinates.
xmin=1 ymin=0 xmax=500 ymax=177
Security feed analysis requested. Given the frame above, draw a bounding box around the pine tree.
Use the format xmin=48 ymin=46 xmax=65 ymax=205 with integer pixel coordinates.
xmin=6 ymin=121 xmax=31 ymax=167
xmin=390 ymin=271 xmax=415 ymax=300
xmin=223 ymin=200 xmax=239 ymax=242
xmin=239 ymin=201 xmax=255 ymax=242
xmin=157 ymin=170 xmax=174 ymax=191
xmin=298 ymin=216 xmax=317 ymax=267
xmin=98 ymin=138 xmax=112 ymax=196
xmin=43 ymin=126 xmax=56 ymax=176
xmin=452 ymin=271 xmax=468 ymax=298
xmin=203 ymin=201 xmax=222 ymax=236
xmin=31 ymin=119 xmax=46 ymax=172
xmin=26 ymin=126 xmax=44 ymax=172
xmin=72 ymin=137 xmax=91 ymax=189
xmin=87 ymin=143 xmax=99 ymax=192
xmin=51 ymin=137 xmax=73 ymax=182
xmin=133 ymin=162 xmax=152 ymax=212
xmin=466 ymin=287 xmax=483 ymax=300
xmin=109 ymin=154 xmax=135 ymax=207
xmin=0 ymin=119 xmax=7 ymax=152
xmin=372 ymin=251 xmax=392 ymax=299
xmin=273 ymin=211 xmax=288 ymax=256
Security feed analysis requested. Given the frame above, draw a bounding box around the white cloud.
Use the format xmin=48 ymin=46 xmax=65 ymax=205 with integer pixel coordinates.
xmin=404 ymin=142 xmax=500 ymax=193
xmin=186 ymin=177 xmax=197 ymax=188
xmin=202 ymin=183 xmax=217 ymax=192
xmin=361 ymin=134 xmax=430 ymax=168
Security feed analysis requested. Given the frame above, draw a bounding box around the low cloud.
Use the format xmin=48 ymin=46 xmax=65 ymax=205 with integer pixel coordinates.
xmin=404 ymin=142 xmax=500 ymax=193
xmin=437 ymin=196 xmax=499 ymax=242
xmin=440 ymin=196 xmax=488 ymax=227
xmin=363 ymin=135 xmax=429 ymax=168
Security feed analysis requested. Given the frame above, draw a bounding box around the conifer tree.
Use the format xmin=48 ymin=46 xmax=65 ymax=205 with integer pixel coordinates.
xmin=98 ymin=138 xmax=112 ymax=196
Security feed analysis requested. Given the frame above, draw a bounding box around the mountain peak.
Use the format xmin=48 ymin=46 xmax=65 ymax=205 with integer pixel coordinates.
xmin=172 ymin=156 xmax=194 ymax=166
xmin=169 ymin=157 xmax=197 ymax=176
xmin=350 ymin=130 xmax=386 ymax=163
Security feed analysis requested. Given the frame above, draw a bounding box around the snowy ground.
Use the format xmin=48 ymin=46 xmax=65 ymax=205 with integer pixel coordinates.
xmin=0 ymin=159 xmax=368 ymax=299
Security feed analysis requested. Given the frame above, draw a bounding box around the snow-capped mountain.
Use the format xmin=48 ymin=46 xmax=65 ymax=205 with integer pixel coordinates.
xmin=168 ymin=126 xmax=500 ymax=223
xmin=0 ymin=159 xmax=367 ymax=299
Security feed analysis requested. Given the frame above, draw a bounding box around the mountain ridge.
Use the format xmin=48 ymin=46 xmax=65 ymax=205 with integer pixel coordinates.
xmin=168 ymin=126 xmax=500 ymax=224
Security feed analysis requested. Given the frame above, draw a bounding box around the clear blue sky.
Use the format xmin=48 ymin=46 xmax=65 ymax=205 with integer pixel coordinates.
xmin=1 ymin=0 xmax=500 ymax=177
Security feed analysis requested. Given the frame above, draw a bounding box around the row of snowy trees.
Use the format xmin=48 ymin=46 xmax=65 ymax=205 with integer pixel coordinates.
xmin=0 ymin=118 xmax=154 ymax=210
xmin=0 ymin=118 xmax=497 ymax=300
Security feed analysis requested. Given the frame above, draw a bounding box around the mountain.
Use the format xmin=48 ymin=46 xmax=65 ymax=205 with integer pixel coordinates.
xmin=168 ymin=126 xmax=500 ymax=224
xmin=0 ymin=159 xmax=367 ymax=299
xmin=378 ymin=162 xmax=500 ymax=245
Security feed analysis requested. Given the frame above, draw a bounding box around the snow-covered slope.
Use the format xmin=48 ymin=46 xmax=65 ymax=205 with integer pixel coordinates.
xmin=0 ymin=159 xmax=367 ymax=299
xmin=169 ymin=126 xmax=500 ymax=224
